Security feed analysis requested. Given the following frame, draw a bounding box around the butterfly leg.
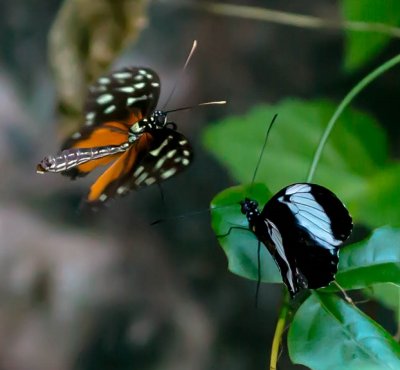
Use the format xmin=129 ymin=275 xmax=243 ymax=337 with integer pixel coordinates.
xmin=332 ymin=281 xmax=354 ymax=305
xmin=216 ymin=226 xmax=250 ymax=239
xmin=157 ymin=182 xmax=167 ymax=206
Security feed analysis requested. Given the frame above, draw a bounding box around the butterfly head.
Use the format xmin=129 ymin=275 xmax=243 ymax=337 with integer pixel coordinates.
xmin=130 ymin=110 xmax=168 ymax=136
xmin=151 ymin=110 xmax=168 ymax=128
xmin=240 ymin=198 xmax=259 ymax=216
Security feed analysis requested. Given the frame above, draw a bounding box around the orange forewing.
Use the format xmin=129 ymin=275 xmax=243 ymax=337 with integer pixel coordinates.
xmin=64 ymin=121 xmax=129 ymax=175
xmin=87 ymin=133 xmax=153 ymax=203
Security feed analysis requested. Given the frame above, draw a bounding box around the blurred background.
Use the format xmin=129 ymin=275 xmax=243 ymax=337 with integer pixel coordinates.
xmin=1 ymin=0 xmax=399 ymax=369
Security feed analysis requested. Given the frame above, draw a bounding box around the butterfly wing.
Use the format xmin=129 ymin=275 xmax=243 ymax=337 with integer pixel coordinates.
xmin=260 ymin=183 xmax=352 ymax=296
xmin=59 ymin=121 xmax=130 ymax=178
xmin=60 ymin=67 xmax=160 ymax=178
xmin=84 ymin=67 xmax=160 ymax=128
xmin=85 ymin=129 xmax=193 ymax=206
xmin=128 ymin=128 xmax=193 ymax=189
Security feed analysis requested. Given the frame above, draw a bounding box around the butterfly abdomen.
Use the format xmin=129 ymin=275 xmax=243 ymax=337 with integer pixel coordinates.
xmin=37 ymin=144 xmax=129 ymax=174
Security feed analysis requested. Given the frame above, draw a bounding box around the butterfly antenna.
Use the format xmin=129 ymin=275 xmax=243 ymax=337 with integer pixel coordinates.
xmin=157 ymin=182 xmax=167 ymax=208
xmin=164 ymin=100 xmax=226 ymax=114
xmin=151 ymin=204 xmax=237 ymax=226
xmin=251 ymin=113 xmax=278 ymax=185
xmin=151 ymin=208 xmax=211 ymax=226
xmin=162 ymin=40 xmax=198 ymax=110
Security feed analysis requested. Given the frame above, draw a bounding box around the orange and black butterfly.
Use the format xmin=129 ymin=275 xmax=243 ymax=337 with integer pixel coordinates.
xmin=37 ymin=67 xmax=193 ymax=206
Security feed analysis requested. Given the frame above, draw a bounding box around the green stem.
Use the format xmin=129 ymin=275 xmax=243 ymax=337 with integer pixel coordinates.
xmin=270 ymin=290 xmax=289 ymax=370
xmin=307 ymin=53 xmax=400 ymax=182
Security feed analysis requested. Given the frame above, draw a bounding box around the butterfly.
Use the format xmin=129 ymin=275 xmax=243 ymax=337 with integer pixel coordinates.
xmin=36 ymin=67 xmax=193 ymax=206
xmin=239 ymin=183 xmax=353 ymax=297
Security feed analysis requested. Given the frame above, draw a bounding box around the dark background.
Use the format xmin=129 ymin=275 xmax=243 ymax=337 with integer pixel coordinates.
xmin=0 ymin=1 xmax=398 ymax=369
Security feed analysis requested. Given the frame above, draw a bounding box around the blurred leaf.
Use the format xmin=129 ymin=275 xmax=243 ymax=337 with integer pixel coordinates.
xmin=351 ymin=164 xmax=400 ymax=227
xmin=341 ymin=0 xmax=400 ymax=71
xmin=366 ymin=283 xmax=400 ymax=313
xmin=203 ymin=99 xmax=400 ymax=227
xmin=203 ymin=99 xmax=387 ymax=193
xmin=334 ymin=227 xmax=400 ymax=290
xmin=49 ymin=0 xmax=149 ymax=135
xmin=210 ymin=183 xmax=281 ymax=283
xmin=288 ymin=292 xmax=400 ymax=370
xmin=366 ymin=283 xmax=400 ymax=336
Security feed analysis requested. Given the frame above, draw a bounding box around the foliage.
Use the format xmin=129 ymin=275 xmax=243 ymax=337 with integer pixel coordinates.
xmin=341 ymin=0 xmax=400 ymax=71
xmin=288 ymin=293 xmax=400 ymax=370
xmin=204 ymin=100 xmax=400 ymax=228
xmin=203 ymin=82 xmax=400 ymax=368
xmin=335 ymin=227 xmax=400 ymax=289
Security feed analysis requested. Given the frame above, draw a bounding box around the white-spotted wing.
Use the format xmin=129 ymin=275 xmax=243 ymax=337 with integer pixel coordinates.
xmin=58 ymin=67 xmax=161 ymax=179
xmin=83 ymin=67 xmax=160 ymax=128
xmin=85 ymin=128 xmax=193 ymax=207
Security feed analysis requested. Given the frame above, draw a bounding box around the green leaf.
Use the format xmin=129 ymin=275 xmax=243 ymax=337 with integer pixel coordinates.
xmin=334 ymin=227 xmax=400 ymax=289
xmin=288 ymin=292 xmax=400 ymax=370
xmin=204 ymin=100 xmax=386 ymax=194
xmin=341 ymin=0 xmax=400 ymax=71
xmin=210 ymin=183 xmax=281 ymax=283
xmin=350 ymin=164 xmax=400 ymax=227
xmin=203 ymin=99 xmax=400 ymax=227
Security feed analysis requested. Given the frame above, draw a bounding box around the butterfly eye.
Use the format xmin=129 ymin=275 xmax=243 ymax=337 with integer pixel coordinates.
xmin=240 ymin=198 xmax=259 ymax=216
xmin=240 ymin=199 xmax=250 ymax=213
xmin=154 ymin=111 xmax=167 ymax=127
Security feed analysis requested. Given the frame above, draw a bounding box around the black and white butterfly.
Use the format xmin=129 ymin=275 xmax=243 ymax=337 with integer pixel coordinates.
xmin=240 ymin=183 xmax=352 ymax=297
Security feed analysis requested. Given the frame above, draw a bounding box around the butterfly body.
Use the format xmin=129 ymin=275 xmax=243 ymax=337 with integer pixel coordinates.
xmin=37 ymin=67 xmax=193 ymax=206
xmin=240 ymin=183 xmax=352 ymax=297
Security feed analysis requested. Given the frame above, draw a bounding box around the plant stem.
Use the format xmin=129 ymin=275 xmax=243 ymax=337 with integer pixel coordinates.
xmin=161 ymin=1 xmax=400 ymax=39
xmin=270 ymin=290 xmax=289 ymax=370
xmin=307 ymin=53 xmax=400 ymax=182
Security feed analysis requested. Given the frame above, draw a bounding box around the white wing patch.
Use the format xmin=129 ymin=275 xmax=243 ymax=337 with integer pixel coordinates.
xmin=285 ymin=183 xmax=311 ymax=195
xmin=265 ymin=220 xmax=296 ymax=293
xmin=281 ymin=185 xmax=341 ymax=250
xmin=149 ymin=136 xmax=172 ymax=156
